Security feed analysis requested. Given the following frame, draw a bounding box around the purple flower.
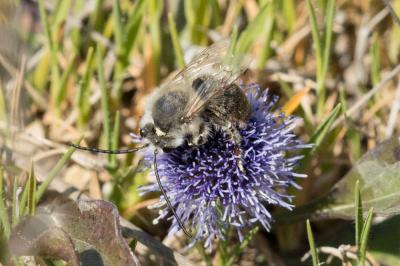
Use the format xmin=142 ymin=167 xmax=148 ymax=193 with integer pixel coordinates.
xmin=139 ymin=84 xmax=311 ymax=248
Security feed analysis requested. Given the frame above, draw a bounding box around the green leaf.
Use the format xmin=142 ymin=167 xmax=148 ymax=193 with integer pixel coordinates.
xmin=305 ymin=103 xmax=342 ymax=156
xmin=185 ymin=0 xmax=210 ymax=45
xmin=226 ymin=226 xmax=259 ymax=266
xmin=109 ymin=111 xmax=120 ymax=169
xmin=228 ymin=26 xmax=239 ymax=56
xmin=11 ymin=176 xmax=18 ymax=226
xmin=282 ymin=0 xmax=296 ymax=32
xmin=0 ymin=82 xmax=6 ymax=123
xmin=370 ymin=33 xmax=381 ymax=86
xmin=77 ymin=46 xmax=95 ymax=127
xmin=168 ymin=12 xmax=185 ymax=69
xmin=36 ymin=142 xmax=78 ymax=202
xmin=358 ymin=208 xmax=374 ymax=266
xmin=124 ymin=0 xmax=145 ymax=58
xmin=305 ymin=0 xmax=322 ymax=72
xmin=112 ymin=0 xmax=124 ymax=56
xmin=38 ymin=0 xmax=60 ymax=109
xmin=27 ymin=164 xmax=37 ymax=216
xmin=321 ymin=0 xmax=335 ymax=79
xmin=326 ymin=137 xmax=400 ymax=218
xmin=0 ymin=167 xmax=10 ymax=237
xmin=57 ymin=53 xmax=76 ymax=107
xmin=89 ymin=0 xmax=105 ymax=30
xmin=278 ymin=136 xmax=400 ymax=223
xmin=236 ymin=3 xmax=270 ymax=54
xmin=51 ymin=0 xmax=71 ymax=28
xmin=97 ymin=48 xmax=112 ymax=164
xmin=354 ymin=180 xmax=363 ymax=251
xmin=257 ymin=2 xmax=276 ymax=68
xmin=306 ymin=220 xmax=320 ymax=266
xmin=111 ymin=0 xmax=127 ymax=102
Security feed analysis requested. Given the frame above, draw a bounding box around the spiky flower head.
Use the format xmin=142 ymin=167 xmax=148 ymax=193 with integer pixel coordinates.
xmin=139 ymin=84 xmax=311 ymax=248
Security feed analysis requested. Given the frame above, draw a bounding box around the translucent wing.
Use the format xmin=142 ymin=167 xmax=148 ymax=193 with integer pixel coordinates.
xmin=164 ymin=39 xmax=249 ymax=121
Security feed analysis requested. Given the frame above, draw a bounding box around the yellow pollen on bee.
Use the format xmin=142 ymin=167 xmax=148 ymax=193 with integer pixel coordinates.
xmin=155 ymin=127 xmax=167 ymax=136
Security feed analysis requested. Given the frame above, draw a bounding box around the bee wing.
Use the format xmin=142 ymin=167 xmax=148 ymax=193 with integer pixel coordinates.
xmin=170 ymin=40 xmax=248 ymax=121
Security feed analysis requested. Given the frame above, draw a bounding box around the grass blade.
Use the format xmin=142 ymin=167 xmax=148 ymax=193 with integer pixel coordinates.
xmin=52 ymin=0 xmax=71 ymax=28
xmin=316 ymin=0 xmax=335 ymax=117
xmin=168 ymin=12 xmax=185 ymax=69
xmin=147 ymin=0 xmax=163 ymax=82
xmin=236 ymin=3 xmax=270 ymax=54
xmin=18 ymin=179 xmax=29 ymax=217
xmin=111 ymin=0 xmax=126 ymax=102
xmin=27 ymin=164 xmax=37 ymax=216
xmin=109 ymin=111 xmax=121 ymax=169
xmin=228 ymin=26 xmax=239 ymax=55
xmin=11 ymin=176 xmax=20 ymax=226
xmin=124 ymin=0 xmax=145 ymax=57
xmin=38 ymin=0 xmax=60 ymax=109
xmin=226 ymin=226 xmax=259 ymax=265
xmin=358 ymin=208 xmax=374 ymax=266
xmin=185 ymin=0 xmax=209 ymax=45
xmin=89 ymin=0 xmax=105 ymax=30
xmin=112 ymin=0 xmax=124 ymax=56
xmin=257 ymin=2 xmax=276 ymax=68
xmin=306 ymin=103 xmax=342 ymax=155
xmin=0 ymin=82 xmax=6 ymax=123
xmin=321 ymin=0 xmax=335 ymax=77
xmin=36 ymin=142 xmax=78 ymax=202
xmin=370 ymin=33 xmax=381 ymax=86
xmin=56 ymin=52 xmax=76 ymax=107
xmin=354 ymin=180 xmax=363 ymax=251
xmin=77 ymin=46 xmax=95 ymax=127
xmin=97 ymin=48 xmax=112 ymax=164
xmin=282 ymin=0 xmax=296 ymax=32
xmin=209 ymin=0 xmax=222 ymax=26
xmin=0 ymin=167 xmax=10 ymax=237
xmin=306 ymin=219 xmax=320 ymax=266
xmin=305 ymin=0 xmax=322 ymax=72
xmin=282 ymin=86 xmax=310 ymax=116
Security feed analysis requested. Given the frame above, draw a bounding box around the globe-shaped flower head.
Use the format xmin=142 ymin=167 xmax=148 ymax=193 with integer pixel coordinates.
xmin=140 ymin=84 xmax=311 ymax=248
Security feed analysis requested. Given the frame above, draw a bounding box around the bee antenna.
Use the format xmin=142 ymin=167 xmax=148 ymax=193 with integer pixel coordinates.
xmin=153 ymin=150 xmax=192 ymax=238
xmin=68 ymin=143 xmax=149 ymax=154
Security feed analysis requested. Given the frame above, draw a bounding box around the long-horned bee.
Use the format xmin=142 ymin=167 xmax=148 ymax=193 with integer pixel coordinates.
xmin=71 ymin=40 xmax=251 ymax=237
xmin=139 ymin=40 xmax=250 ymax=153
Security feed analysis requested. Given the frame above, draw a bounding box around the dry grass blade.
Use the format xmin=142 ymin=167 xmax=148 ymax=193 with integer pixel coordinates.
xmin=282 ymin=85 xmax=310 ymax=116
xmin=0 ymin=52 xmax=47 ymax=109
xmin=386 ymin=80 xmax=400 ymax=137
xmin=333 ymin=64 xmax=400 ymax=129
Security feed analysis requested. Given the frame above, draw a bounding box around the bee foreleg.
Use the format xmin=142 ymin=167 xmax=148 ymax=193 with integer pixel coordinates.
xmin=226 ymin=126 xmax=245 ymax=173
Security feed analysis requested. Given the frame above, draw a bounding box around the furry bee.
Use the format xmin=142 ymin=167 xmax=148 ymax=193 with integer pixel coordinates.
xmin=71 ymin=40 xmax=251 ymax=237
xmin=139 ymin=40 xmax=251 ymax=154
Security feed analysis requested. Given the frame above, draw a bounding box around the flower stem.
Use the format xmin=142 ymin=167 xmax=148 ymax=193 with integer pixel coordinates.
xmin=196 ymin=243 xmax=212 ymax=266
xmin=217 ymin=238 xmax=229 ymax=266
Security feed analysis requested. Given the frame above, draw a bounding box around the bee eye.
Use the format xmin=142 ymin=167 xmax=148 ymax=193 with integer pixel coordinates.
xmin=139 ymin=128 xmax=146 ymax=137
xmin=140 ymin=124 xmax=155 ymax=137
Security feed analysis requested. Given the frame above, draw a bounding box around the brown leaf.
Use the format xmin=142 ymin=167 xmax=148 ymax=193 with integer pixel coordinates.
xmin=9 ymin=191 xmax=139 ymax=266
xmin=10 ymin=226 xmax=79 ymax=266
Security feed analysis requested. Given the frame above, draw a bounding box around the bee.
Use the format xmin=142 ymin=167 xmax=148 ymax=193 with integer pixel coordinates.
xmin=140 ymin=40 xmax=250 ymax=153
xmin=71 ymin=40 xmax=251 ymax=237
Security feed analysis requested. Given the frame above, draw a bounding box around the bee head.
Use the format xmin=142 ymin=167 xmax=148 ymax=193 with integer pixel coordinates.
xmin=152 ymin=91 xmax=187 ymax=132
xmin=141 ymin=90 xmax=188 ymax=151
xmin=140 ymin=90 xmax=207 ymax=152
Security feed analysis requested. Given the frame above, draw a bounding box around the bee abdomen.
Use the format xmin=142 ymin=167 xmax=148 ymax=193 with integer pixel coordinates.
xmin=207 ymin=84 xmax=251 ymax=125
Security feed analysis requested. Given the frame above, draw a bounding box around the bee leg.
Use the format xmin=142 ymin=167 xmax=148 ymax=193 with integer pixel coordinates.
xmin=227 ymin=126 xmax=245 ymax=173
